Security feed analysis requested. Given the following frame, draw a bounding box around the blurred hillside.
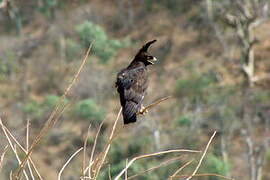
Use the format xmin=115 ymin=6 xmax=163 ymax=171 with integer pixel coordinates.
xmin=1 ymin=0 xmax=270 ymax=179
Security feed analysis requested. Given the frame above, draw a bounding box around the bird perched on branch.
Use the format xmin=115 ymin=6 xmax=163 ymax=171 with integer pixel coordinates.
xmin=115 ymin=40 xmax=157 ymax=124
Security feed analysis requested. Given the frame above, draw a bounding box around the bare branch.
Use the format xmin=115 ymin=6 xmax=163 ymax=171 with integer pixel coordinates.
xmin=169 ymin=159 xmax=194 ymax=179
xmin=185 ymin=131 xmax=217 ymax=180
xmin=93 ymin=108 xmax=122 ymax=178
xmin=138 ymin=96 xmax=172 ymax=115
xmin=82 ymin=124 xmax=91 ymax=180
xmin=174 ymin=173 xmax=234 ymax=180
xmin=14 ymin=44 xmax=93 ymax=179
xmin=0 ymin=145 xmax=9 ymax=173
xmin=58 ymin=147 xmax=83 ymax=180
xmin=115 ymin=149 xmax=200 ymax=180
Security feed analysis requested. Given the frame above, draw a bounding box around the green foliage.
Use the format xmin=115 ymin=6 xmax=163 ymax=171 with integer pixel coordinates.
xmin=23 ymin=100 xmax=44 ymax=119
xmin=175 ymin=115 xmax=192 ymax=126
xmin=109 ymin=141 xmax=125 ymax=164
xmin=75 ymin=21 xmax=129 ymax=63
xmin=251 ymin=89 xmax=270 ymax=104
xmin=43 ymin=95 xmax=62 ymax=108
xmin=0 ymin=51 xmax=17 ymax=80
xmin=74 ymin=99 xmax=105 ymax=124
xmin=145 ymin=0 xmax=199 ymax=14
xmin=65 ymin=38 xmax=82 ymax=62
xmin=204 ymin=154 xmax=230 ymax=179
xmin=23 ymin=94 xmax=65 ymax=120
xmin=175 ymin=73 xmax=217 ymax=101
xmin=266 ymin=149 xmax=270 ymax=162
xmin=38 ymin=0 xmax=58 ymax=18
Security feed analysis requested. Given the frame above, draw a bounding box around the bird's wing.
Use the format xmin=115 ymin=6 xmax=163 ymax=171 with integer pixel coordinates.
xmin=116 ymin=67 xmax=148 ymax=123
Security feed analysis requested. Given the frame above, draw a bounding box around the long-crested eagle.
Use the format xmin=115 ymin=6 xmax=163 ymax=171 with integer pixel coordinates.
xmin=115 ymin=40 xmax=157 ymax=124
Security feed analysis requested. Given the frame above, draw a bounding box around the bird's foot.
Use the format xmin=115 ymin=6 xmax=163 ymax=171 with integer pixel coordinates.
xmin=139 ymin=105 xmax=148 ymax=115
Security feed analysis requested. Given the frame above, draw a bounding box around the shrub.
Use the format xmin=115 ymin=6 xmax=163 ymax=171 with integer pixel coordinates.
xmin=23 ymin=95 xmax=67 ymax=122
xmin=204 ymin=154 xmax=230 ymax=179
xmin=74 ymin=99 xmax=105 ymax=124
xmin=175 ymin=115 xmax=192 ymax=126
xmin=38 ymin=0 xmax=58 ymax=18
xmin=75 ymin=21 xmax=129 ymax=63
xmin=23 ymin=100 xmax=44 ymax=120
xmin=175 ymin=73 xmax=217 ymax=101
xmin=0 ymin=50 xmax=17 ymax=80
xmin=65 ymin=38 xmax=82 ymax=62
xmin=43 ymin=95 xmax=61 ymax=108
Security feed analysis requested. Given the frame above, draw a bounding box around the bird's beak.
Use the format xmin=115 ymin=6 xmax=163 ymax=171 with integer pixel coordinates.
xmin=147 ymin=56 xmax=157 ymax=64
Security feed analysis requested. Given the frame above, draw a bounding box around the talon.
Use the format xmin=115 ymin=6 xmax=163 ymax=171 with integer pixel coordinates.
xmin=139 ymin=105 xmax=148 ymax=115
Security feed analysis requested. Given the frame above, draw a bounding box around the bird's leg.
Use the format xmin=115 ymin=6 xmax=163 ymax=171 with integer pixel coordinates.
xmin=139 ymin=104 xmax=148 ymax=115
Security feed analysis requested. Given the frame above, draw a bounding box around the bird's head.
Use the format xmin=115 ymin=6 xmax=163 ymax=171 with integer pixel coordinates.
xmin=134 ymin=40 xmax=157 ymax=66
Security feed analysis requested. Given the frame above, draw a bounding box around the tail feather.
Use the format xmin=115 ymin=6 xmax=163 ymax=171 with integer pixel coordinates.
xmin=123 ymin=101 xmax=139 ymax=124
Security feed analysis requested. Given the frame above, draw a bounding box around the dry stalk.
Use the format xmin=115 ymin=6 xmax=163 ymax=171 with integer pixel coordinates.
xmin=125 ymin=158 xmax=128 ymax=180
xmin=0 ymin=118 xmax=29 ymax=180
xmin=86 ymin=121 xmax=104 ymax=178
xmin=128 ymin=156 xmax=184 ymax=180
xmin=137 ymin=96 xmax=172 ymax=115
xmin=26 ymin=120 xmax=35 ymax=180
xmin=82 ymin=124 xmax=91 ymax=180
xmin=169 ymin=159 xmax=194 ymax=179
xmin=14 ymin=44 xmax=92 ymax=180
xmin=174 ymin=173 xmax=234 ymax=180
xmin=114 ymin=149 xmax=200 ymax=180
xmin=58 ymin=147 xmax=83 ymax=180
xmin=0 ymin=119 xmax=43 ymax=179
xmin=0 ymin=145 xmax=9 ymax=173
xmin=93 ymin=108 xmax=122 ymax=179
xmin=185 ymin=131 xmax=217 ymax=180
xmin=108 ymin=164 xmax=112 ymax=180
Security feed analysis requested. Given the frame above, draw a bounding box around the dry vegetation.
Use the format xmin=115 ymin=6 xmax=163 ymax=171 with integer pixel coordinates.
xmin=1 ymin=0 xmax=270 ymax=179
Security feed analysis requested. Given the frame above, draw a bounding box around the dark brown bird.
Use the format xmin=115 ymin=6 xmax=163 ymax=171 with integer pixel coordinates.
xmin=115 ymin=40 xmax=157 ymax=124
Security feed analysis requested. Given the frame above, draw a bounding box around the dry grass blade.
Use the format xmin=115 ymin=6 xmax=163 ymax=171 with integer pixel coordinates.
xmin=93 ymin=108 xmax=122 ymax=179
xmin=86 ymin=121 xmax=104 ymax=178
xmin=137 ymin=96 xmax=171 ymax=115
xmin=82 ymin=124 xmax=91 ymax=180
xmin=128 ymin=156 xmax=184 ymax=180
xmin=169 ymin=159 xmax=194 ymax=179
xmin=58 ymin=147 xmax=83 ymax=180
xmin=114 ymin=149 xmax=200 ymax=180
xmin=1 ymin=119 xmax=43 ymax=179
xmin=125 ymin=159 xmax=128 ymax=180
xmin=14 ymin=44 xmax=92 ymax=180
xmin=174 ymin=173 xmax=235 ymax=180
xmin=26 ymin=120 xmax=35 ymax=180
xmin=186 ymin=131 xmax=217 ymax=180
xmin=0 ymin=145 xmax=9 ymax=173
xmin=108 ymin=164 xmax=112 ymax=180
xmin=0 ymin=118 xmax=30 ymax=180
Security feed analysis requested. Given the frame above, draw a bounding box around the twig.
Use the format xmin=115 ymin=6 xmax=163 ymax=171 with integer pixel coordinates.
xmin=58 ymin=147 xmax=83 ymax=180
xmin=14 ymin=44 xmax=92 ymax=180
xmin=138 ymin=96 xmax=171 ymax=115
xmin=185 ymin=131 xmax=217 ymax=180
xmin=82 ymin=124 xmax=91 ymax=180
xmin=86 ymin=121 xmax=104 ymax=178
xmin=0 ymin=145 xmax=9 ymax=173
xmin=174 ymin=173 xmax=234 ymax=180
xmin=108 ymin=164 xmax=112 ymax=180
xmin=114 ymin=149 xmax=200 ymax=180
xmin=169 ymin=159 xmax=194 ymax=179
xmin=93 ymin=108 xmax=122 ymax=179
xmin=125 ymin=159 xmax=128 ymax=180
xmin=0 ymin=118 xmax=29 ymax=180
xmin=26 ymin=120 xmax=35 ymax=180
xmin=0 ymin=120 xmax=43 ymax=179
xmin=128 ymin=156 xmax=184 ymax=180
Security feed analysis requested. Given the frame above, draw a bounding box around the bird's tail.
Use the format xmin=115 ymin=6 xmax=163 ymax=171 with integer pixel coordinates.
xmin=123 ymin=101 xmax=138 ymax=124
